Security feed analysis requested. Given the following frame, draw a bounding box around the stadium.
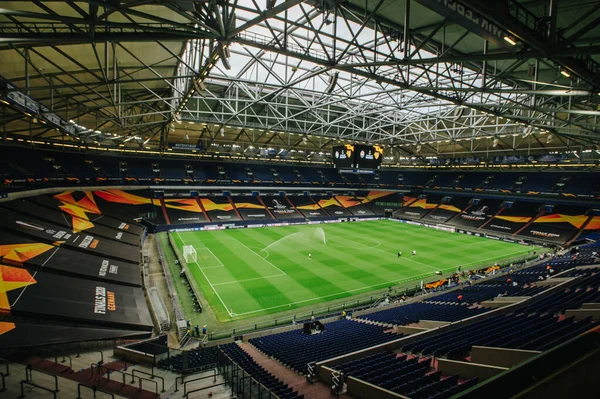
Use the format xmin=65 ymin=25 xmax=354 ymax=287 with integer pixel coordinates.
xmin=0 ymin=0 xmax=599 ymax=398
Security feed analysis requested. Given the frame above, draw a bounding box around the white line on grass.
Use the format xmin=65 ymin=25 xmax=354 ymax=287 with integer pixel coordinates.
xmin=231 ymin=270 xmax=439 ymax=317
xmin=330 ymin=234 xmax=441 ymax=272
xmin=229 ymin=235 xmax=287 ymax=276
xmin=176 ymin=231 xmax=232 ymax=318
xmin=212 ymin=274 xmax=286 ymax=286
xmin=457 ymin=248 xmax=532 ymax=269
xmin=204 ymin=247 xmax=225 ymax=267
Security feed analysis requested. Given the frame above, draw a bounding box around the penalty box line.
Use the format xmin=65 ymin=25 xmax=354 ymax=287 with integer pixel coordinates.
xmin=194 ymin=247 xmax=225 ymax=270
xmin=212 ymin=274 xmax=287 ymax=287
xmin=331 ymin=234 xmax=441 ymax=272
xmin=229 ymin=235 xmax=287 ymax=276
xmin=176 ymin=231 xmax=233 ymax=318
xmin=231 ymin=265 xmax=455 ymax=317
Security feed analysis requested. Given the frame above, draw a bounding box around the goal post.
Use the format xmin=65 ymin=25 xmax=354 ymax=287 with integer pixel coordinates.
xmin=183 ymin=245 xmax=197 ymax=264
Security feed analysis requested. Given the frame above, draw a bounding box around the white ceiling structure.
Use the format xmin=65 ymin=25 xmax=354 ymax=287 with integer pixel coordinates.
xmin=1 ymin=0 xmax=600 ymax=165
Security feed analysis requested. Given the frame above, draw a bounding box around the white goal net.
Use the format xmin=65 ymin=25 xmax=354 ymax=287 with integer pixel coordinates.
xmin=183 ymin=245 xmax=197 ymax=264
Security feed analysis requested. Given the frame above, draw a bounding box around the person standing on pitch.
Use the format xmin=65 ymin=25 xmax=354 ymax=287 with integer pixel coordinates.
xmin=398 ymin=251 xmax=402 ymax=258
xmin=308 ymin=253 xmax=312 ymax=260
xmin=412 ymin=250 xmax=416 ymax=256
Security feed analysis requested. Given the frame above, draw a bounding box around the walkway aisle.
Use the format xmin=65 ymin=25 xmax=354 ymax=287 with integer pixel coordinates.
xmin=238 ymin=342 xmax=352 ymax=399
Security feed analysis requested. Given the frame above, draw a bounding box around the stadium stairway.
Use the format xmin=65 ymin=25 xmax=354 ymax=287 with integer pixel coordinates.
xmin=238 ymin=341 xmax=352 ymax=399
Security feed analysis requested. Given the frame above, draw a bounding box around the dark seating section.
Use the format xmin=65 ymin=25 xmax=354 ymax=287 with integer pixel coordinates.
xmin=359 ymin=303 xmax=490 ymax=325
xmin=249 ymin=319 xmax=404 ymax=374
xmin=518 ymin=269 xmax=600 ymax=315
xmin=334 ymin=351 xmax=479 ymax=398
xmin=403 ymin=267 xmax=600 ymax=359
xmin=424 ymin=283 xmax=546 ymax=305
xmin=404 ymin=312 xmax=598 ymax=358
xmin=1 ymin=146 xmax=599 ymax=198
xmin=219 ymin=343 xmax=302 ymax=399
xmin=158 ymin=346 xmax=219 ymax=372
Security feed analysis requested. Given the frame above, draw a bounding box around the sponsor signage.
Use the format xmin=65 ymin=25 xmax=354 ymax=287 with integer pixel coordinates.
xmin=172 ymin=143 xmax=203 ymax=151
xmin=94 ymin=286 xmax=116 ymax=314
xmin=415 ymin=0 xmax=508 ymax=47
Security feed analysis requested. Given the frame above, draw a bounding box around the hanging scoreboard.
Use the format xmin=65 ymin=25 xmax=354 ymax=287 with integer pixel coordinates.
xmin=355 ymin=144 xmax=384 ymax=169
xmin=333 ymin=144 xmax=383 ymax=170
xmin=332 ymin=144 xmax=356 ymax=168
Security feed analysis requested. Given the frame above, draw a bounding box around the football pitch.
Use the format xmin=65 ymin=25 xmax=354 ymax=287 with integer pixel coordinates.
xmin=172 ymin=220 xmax=535 ymax=321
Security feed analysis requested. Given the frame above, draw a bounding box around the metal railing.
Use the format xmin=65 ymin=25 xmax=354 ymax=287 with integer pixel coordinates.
xmin=217 ymin=351 xmax=283 ymax=399
xmin=76 ymin=384 xmax=115 ymax=399
xmin=131 ymin=368 xmax=165 ymax=393
xmin=0 ymin=358 xmax=9 ymax=392
xmin=89 ymin=363 xmax=160 ymax=398
xmin=173 ymin=368 xmax=218 ymax=395
xmin=19 ymin=366 xmax=59 ymax=399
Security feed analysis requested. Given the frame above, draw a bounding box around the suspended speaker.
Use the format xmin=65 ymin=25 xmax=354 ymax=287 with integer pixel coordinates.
xmin=326 ymin=71 xmax=339 ymax=94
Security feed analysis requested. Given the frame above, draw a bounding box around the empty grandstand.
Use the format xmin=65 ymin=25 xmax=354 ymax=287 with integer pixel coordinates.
xmin=1 ymin=1 xmax=600 ymax=398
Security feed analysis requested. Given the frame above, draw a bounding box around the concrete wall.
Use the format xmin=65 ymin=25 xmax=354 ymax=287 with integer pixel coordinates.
xmin=242 ymin=315 xmax=341 ymax=341
xmin=535 ymin=278 xmax=570 ymax=286
xmin=564 ymin=309 xmax=600 ymax=321
xmin=114 ymin=346 xmax=155 ymax=366
xmin=470 ymin=346 xmax=541 ymax=368
xmin=493 ymin=296 xmax=530 ymax=302
xmin=393 ymin=326 xmax=428 ymax=335
xmin=582 ymin=303 xmax=600 ymax=309
xmin=438 ymin=358 xmax=508 ymax=381
xmin=347 ymin=376 xmax=410 ymax=399
xmin=417 ymin=320 xmax=450 ymax=329
xmin=480 ymin=300 xmax=516 ymax=309
xmin=204 ymin=337 xmax=234 ymax=348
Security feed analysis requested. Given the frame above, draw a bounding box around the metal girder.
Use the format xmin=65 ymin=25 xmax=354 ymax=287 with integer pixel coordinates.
xmin=1 ymin=0 xmax=599 ymax=162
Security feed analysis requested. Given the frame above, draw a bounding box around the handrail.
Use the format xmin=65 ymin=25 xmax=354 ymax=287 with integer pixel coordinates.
xmin=25 ymin=365 xmax=58 ymax=387
xmin=178 ymin=368 xmax=218 ymax=394
xmin=131 ymin=368 xmax=165 ymax=392
xmin=0 ymin=358 xmax=10 ymax=377
xmin=77 ymin=383 xmax=115 ymax=399
xmin=20 ymin=366 xmax=59 ymax=398
xmin=184 ymin=382 xmax=227 ymax=398
xmin=90 ymin=363 xmax=159 ymax=397
xmin=181 ymin=362 xmax=218 ymax=376
xmin=19 ymin=380 xmax=57 ymax=399
xmin=90 ymin=363 xmax=127 ymax=386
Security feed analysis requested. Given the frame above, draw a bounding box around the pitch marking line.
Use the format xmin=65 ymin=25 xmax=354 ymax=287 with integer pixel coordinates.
xmin=230 ymin=266 xmax=455 ymax=317
xmin=457 ymin=248 xmax=533 ymax=269
xmin=330 ymin=235 xmax=441 ymax=272
xmin=176 ymin=231 xmax=233 ymax=318
xmin=229 ymin=235 xmax=287 ymax=276
xmin=199 ymin=247 xmax=225 ymax=269
xmin=212 ymin=274 xmax=286 ymax=287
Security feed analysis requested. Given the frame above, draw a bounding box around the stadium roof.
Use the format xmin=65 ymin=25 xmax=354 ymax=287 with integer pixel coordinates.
xmin=1 ymin=0 xmax=600 ymax=165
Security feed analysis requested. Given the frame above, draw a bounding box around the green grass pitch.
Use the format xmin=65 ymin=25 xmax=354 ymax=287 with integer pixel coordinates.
xmin=172 ymin=219 xmax=535 ymax=321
